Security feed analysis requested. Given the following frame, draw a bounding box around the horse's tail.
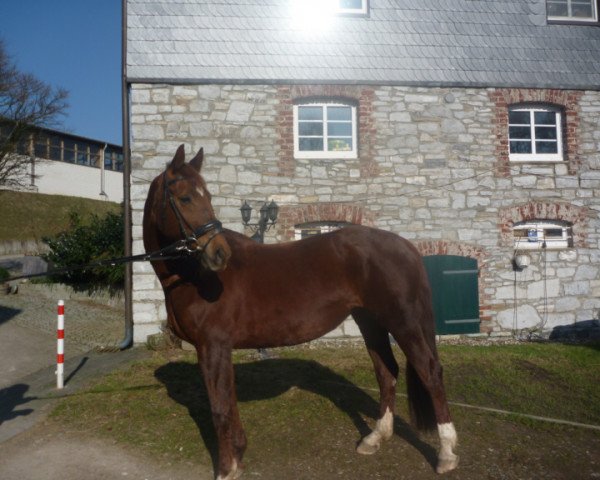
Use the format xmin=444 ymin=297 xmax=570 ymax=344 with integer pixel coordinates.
xmin=406 ymin=361 xmax=437 ymax=431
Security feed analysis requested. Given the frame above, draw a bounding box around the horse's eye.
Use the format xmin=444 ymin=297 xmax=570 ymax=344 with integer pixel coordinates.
xmin=180 ymin=196 xmax=192 ymax=204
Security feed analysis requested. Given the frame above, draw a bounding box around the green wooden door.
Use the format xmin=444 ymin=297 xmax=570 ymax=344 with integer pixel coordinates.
xmin=422 ymin=255 xmax=480 ymax=335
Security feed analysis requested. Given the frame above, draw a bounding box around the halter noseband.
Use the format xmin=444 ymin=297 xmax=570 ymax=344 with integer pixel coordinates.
xmin=162 ymin=172 xmax=223 ymax=255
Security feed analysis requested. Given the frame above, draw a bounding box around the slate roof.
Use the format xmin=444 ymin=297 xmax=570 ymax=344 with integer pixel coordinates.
xmin=127 ymin=0 xmax=600 ymax=90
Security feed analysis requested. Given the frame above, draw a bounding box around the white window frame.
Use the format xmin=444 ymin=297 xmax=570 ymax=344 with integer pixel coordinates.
xmin=294 ymin=102 xmax=358 ymax=159
xmin=513 ymin=220 xmax=572 ymax=251
xmin=547 ymin=0 xmax=598 ymax=22
xmin=508 ymin=105 xmax=564 ymax=163
xmin=336 ymin=0 xmax=369 ymax=15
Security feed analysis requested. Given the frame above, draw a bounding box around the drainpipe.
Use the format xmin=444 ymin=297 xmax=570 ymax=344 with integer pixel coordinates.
xmin=119 ymin=0 xmax=133 ymax=350
xmin=100 ymin=143 xmax=107 ymax=198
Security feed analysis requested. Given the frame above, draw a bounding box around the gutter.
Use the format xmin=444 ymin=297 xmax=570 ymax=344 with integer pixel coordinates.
xmin=119 ymin=0 xmax=133 ymax=350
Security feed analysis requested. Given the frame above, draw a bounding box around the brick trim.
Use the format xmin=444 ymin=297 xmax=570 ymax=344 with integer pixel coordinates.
xmin=488 ymin=88 xmax=583 ymax=176
xmin=498 ymin=201 xmax=589 ymax=247
xmin=277 ymin=202 xmax=376 ymax=241
xmin=275 ymin=84 xmax=378 ymax=177
xmin=414 ymin=240 xmax=487 ymax=263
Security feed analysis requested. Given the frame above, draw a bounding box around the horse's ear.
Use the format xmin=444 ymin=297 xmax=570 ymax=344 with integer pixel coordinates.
xmin=169 ymin=144 xmax=186 ymax=172
xmin=190 ymin=147 xmax=204 ymax=172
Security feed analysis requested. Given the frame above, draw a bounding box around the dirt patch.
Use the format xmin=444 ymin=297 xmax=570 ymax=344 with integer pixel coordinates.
xmin=0 ymin=420 xmax=212 ymax=480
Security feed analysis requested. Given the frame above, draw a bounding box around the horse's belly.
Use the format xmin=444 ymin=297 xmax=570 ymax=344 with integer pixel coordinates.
xmin=233 ymin=301 xmax=352 ymax=349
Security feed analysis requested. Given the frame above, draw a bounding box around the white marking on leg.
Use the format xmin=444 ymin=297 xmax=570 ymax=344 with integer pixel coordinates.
xmin=436 ymin=422 xmax=459 ymax=474
xmin=357 ymin=407 xmax=394 ymax=455
xmin=216 ymin=460 xmax=240 ymax=480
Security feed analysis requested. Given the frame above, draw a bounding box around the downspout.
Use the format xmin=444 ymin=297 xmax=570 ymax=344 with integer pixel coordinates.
xmin=119 ymin=0 xmax=133 ymax=350
xmin=100 ymin=143 xmax=107 ymax=198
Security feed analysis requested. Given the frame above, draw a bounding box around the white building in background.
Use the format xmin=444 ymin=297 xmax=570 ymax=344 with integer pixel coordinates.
xmin=1 ymin=125 xmax=124 ymax=203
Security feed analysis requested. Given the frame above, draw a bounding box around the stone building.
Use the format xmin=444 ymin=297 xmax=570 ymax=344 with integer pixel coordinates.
xmin=125 ymin=0 xmax=600 ymax=343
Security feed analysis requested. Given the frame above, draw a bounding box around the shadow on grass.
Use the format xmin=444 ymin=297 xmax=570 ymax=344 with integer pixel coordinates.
xmin=154 ymin=358 xmax=437 ymax=474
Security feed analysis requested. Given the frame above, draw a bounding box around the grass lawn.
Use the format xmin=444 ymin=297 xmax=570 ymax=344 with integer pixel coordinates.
xmin=0 ymin=190 xmax=120 ymax=242
xmin=51 ymin=342 xmax=600 ymax=479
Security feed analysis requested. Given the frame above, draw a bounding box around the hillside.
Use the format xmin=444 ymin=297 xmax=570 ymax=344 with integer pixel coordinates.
xmin=0 ymin=190 xmax=121 ymax=242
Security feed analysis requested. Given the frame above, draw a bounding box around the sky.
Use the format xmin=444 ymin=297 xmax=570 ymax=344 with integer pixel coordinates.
xmin=1 ymin=0 xmax=122 ymax=145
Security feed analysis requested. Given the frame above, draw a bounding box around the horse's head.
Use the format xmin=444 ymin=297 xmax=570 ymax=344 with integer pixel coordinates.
xmin=146 ymin=145 xmax=232 ymax=272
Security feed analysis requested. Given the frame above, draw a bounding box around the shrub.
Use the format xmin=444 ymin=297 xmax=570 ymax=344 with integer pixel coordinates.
xmin=0 ymin=266 xmax=9 ymax=282
xmin=42 ymin=209 xmax=124 ymax=289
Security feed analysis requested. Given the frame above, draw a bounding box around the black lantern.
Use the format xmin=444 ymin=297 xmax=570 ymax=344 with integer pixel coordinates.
xmin=239 ymin=200 xmax=279 ymax=243
xmin=240 ymin=201 xmax=252 ymax=225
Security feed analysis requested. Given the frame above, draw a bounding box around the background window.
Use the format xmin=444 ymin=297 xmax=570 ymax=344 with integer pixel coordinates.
xmin=508 ymin=106 xmax=563 ymax=162
xmin=547 ymin=0 xmax=598 ymax=21
xmin=337 ymin=0 xmax=368 ymax=14
xmin=513 ymin=220 xmax=572 ymax=250
xmin=294 ymin=221 xmax=350 ymax=240
xmin=294 ymin=102 xmax=357 ymax=159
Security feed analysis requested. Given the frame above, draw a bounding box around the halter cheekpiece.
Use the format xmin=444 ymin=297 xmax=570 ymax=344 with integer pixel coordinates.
xmin=162 ymin=172 xmax=223 ymax=255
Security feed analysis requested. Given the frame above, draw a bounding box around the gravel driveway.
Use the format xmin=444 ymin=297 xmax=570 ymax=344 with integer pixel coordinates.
xmin=0 ymin=282 xmax=195 ymax=480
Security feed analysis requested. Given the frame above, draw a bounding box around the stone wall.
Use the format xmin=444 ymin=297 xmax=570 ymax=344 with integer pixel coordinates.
xmin=130 ymin=83 xmax=600 ymax=343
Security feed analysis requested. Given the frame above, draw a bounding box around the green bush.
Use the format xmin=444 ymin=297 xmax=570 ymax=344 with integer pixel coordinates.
xmin=42 ymin=210 xmax=124 ymax=289
xmin=0 ymin=266 xmax=9 ymax=282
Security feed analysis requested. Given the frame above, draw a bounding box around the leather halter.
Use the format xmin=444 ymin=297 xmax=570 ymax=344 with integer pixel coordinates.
xmin=162 ymin=172 xmax=223 ymax=255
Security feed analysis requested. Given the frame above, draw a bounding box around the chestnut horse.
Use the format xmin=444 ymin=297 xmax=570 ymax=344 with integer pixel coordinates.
xmin=143 ymin=145 xmax=459 ymax=479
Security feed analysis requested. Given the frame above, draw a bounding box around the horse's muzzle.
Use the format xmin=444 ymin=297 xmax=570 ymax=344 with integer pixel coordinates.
xmin=200 ymin=233 xmax=232 ymax=272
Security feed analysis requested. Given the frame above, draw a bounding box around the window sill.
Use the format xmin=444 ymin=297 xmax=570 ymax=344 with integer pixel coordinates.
xmin=294 ymin=152 xmax=358 ymax=160
xmin=509 ymin=158 xmax=565 ymax=163
xmin=547 ymin=18 xmax=599 ymax=26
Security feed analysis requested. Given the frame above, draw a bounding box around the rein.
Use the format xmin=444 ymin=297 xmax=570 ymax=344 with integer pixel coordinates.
xmin=3 ymin=239 xmax=196 ymax=283
xmin=4 ymin=173 xmax=226 ymax=284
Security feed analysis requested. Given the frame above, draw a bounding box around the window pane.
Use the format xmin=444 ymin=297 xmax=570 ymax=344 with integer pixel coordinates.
xmin=298 ymin=106 xmax=323 ymax=121
xmin=299 ymin=122 xmax=323 ymax=136
xmin=534 ymin=111 xmax=557 ymax=125
xmin=509 ymin=126 xmax=532 ymax=139
xmin=115 ymin=154 xmax=124 ymax=171
xmin=509 ymin=111 xmax=531 ymax=124
xmin=545 ymin=228 xmax=564 ymax=238
xmin=510 ymin=141 xmax=532 ymax=154
xmin=547 ymin=2 xmax=569 ymax=16
xmin=535 ymin=126 xmax=557 ymax=140
xmin=328 ymin=122 xmax=352 ymax=136
xmin=50 ymin=146 xmax=61 ymax=161
xmin=339 ymin=0 xmax=363 ymax=9
xmin=327 ymin=106 xmax=352 ymax=121
xmin=536 ymin=141 xmax=558 ymax=154
xmin=63 ymin=140 xmax=75 ymax=162
xmin=572 ymin=3 xmax=593 ymax=18
xmin=328 ymin=138 xmax=352 ymax=151
xmin=299 ymin=138 xmax=324 ymax=151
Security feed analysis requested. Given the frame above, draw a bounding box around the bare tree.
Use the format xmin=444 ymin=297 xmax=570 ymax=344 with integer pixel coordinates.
xmin=0 ymin=40 xmax=68 ymax=187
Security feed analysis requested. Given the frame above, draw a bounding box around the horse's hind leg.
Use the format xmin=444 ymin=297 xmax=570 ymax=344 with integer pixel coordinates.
xmin=391 ymin=327 xmax=459 ymax=474
xmin=353 ymin=310 xmax=399 ymax=455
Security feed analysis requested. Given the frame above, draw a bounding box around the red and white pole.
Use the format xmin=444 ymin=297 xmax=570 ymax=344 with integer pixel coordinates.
xmin=57 ymin=300 xmax=65 ymax=389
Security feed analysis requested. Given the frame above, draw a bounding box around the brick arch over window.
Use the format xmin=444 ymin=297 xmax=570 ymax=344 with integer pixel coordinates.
xmin=414 ymin=240 xmax=487 ymax=264
xmin=276 ymin=84 xmax=377 ymax=177
xmin=414 ymin=240 xmax=493 ymax=334
xmin=498 ymin=201 xmax=589 ymax=247
xmin=488 ymin=88 xmax=583 ymax=176
xmin=277 ymin=203 xmax=376 ymax=241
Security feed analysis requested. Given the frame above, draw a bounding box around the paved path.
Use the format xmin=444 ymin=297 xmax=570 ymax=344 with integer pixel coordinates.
xmin=0 ymin=283 xmax=212 ymax=480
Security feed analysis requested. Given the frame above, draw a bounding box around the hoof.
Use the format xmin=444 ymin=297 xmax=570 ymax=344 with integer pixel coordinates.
xmin=436 ymin=454 xmax=459 ymax=474
xmin=356 ymin=435 xmax=381 ymax=455
xmin=216 ymin=461 xmax=243 ymax=480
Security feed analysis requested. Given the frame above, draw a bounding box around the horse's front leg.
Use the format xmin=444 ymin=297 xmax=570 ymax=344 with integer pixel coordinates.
xmin=197 ymin=343 xmax=246 ymax=480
